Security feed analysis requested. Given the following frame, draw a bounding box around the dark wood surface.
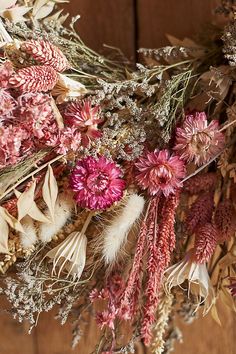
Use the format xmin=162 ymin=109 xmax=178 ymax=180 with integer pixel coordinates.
xmin=0 ymin=1 xmax=235 ymax=353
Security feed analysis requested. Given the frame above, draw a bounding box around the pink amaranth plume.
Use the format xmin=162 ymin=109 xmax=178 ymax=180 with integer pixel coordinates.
xmin=63 ymin=100 xmax=103 ymax=146
xmin=20 ymin=40 xmax=70 ymax=72
xmin=174 ymin=112 xmax=225 ymax=166
xmin=70 ymin=156 xmax=125 ymax=210
xmin=9 ymin=65 xmax=58 ymax=92
xmin=135 ymin=149 xmax=186 ymax=197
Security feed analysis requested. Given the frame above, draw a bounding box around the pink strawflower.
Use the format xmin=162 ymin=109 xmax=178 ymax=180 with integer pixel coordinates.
xmin=174 ymin=112 xmax=225 ymax=166
xmin=70 ymin=156 xmax=125 ymax=210
xmin=63 ymin=100 xmax=102 ymax=146
xmin=135 ymin=149 xmax=186 ymax=197
xmin=0 ymin=61 xmax=14 ymax=88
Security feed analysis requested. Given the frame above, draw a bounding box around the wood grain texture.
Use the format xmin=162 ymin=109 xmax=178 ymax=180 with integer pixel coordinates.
xmin=63 ymin=0 xmax=136 ymax=59
xmin=137 ymin=0 xmax=220 ymax=48
xmin=0 ymin=1 xmax=235 ymax=354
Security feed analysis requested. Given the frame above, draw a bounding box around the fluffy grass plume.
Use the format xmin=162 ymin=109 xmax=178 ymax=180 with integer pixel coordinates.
xmin=102 ymin=194 xmax=145 ymax=264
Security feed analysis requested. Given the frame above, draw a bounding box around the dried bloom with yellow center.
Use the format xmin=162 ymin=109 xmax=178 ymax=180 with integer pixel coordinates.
xmin=174 ymin=112 xmax=225 ymax=166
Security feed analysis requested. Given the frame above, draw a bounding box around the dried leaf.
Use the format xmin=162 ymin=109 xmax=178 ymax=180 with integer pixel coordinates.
xmin=0 ymin=206 xmax=24 ymax=232
xmin=211 ymin=305 xmax=222 ymax=326
xmin=42 ymin=165 xmax=58 ymax=221
xmin=16 ymin=181 xmax=49 ymax=223
xmin=0 ymin=0 xmax=17 ymax=12
xmin=0 ymin=214 xmax=9 ymax=254
xmin=1 ymin=7 xmax=31 ymax=23
xmin=17 ymin=182 xmax=36 ymax=221
xmin=33 ymin=0 xmax=55 ymax=20
xmin=219 ymin=288 xmax=236 ymax=312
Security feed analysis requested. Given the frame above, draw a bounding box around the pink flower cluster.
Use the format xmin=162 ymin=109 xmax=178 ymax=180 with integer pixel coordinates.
xmin=0 ymin=61 xmax=103 ymax=168
xmin=70 ymin=156 xmax=125 ymax=210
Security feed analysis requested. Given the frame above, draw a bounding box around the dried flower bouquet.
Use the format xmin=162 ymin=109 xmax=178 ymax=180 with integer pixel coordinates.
xmin=0 ymin=1 xmax=235 ymax=353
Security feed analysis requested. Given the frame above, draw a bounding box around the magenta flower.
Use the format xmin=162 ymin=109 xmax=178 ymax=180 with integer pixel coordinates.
xmin=135 ymin=149 xmax=185 ymax=197
xmin=63 ymin=100 xmax=103 ymax=146
xmin=70 ymin=156 xmax=125 ymax=210
xmin=174 ymin=112 xmax=225 ymax=166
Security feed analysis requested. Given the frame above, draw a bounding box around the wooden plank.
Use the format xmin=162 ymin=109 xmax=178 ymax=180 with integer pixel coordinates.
xmin=63 ymin=0 xmax=136 ymax=59
xmin=137 ymin=0 xmax=219 ymax=48
xmin=0 ymin=299 xmax=36 ymax=354
xmin=174 ymin=304 xmax=236 ymax=354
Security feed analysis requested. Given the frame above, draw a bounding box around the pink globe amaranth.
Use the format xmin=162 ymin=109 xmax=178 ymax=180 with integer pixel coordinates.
xmin=135 ymin=149 xmax=186 ymax=197
xmin=70 ymin=156 xmax=126 ymax=210
xmin=174 ymin=112 xmax=225 ymax=166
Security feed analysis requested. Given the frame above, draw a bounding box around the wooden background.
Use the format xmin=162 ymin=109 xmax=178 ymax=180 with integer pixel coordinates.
xmin=0 ymin=1 xmax=235 ymax=353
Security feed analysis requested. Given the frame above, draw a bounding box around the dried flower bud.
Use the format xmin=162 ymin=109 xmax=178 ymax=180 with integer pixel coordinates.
xmin=9 ymin=65 xmax=58 ymax=92
xmin=194 ymin=223 xmax=218 ymax=263
xmin=20 ymin=39 xmax=70 ymax=72
xmin=214 ymin=200 xmax=236 ymax=242
xmin=185 ymin=192 xmax=214 ymax=234
xmin=184 ymin=172 xmax=217 ymax=195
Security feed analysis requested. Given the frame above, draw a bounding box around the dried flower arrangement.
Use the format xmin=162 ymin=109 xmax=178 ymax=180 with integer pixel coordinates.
xmin=0 ymin=0 xmax=235 ymax=353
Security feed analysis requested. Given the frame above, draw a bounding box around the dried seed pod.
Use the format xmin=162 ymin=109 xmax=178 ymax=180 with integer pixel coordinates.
xmin=21 ymin=40 xmax=70 ymax=72
xmin=214 ymin=200 xmax=236 ymax=241
xmin=185 ymin=192 xmax=214 ymax=234
xmin=9 ymin=65 xmax=58 ymax=92
xmin=184 ymin=172 xmax=217 ymax=195
xmin=194 ymin=223 xmax=218 ymax=263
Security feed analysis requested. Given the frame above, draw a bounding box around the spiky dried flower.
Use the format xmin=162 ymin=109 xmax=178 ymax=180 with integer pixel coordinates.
xmin=185 ymin=192 xmax=214 ymax=234
xmin=165 ymin=250 xmax=215 ymax=315
xmin=174 ymin=112 xmax=225 ymax=166
xmin=63 ymin=100 xmax=103 ymax=146
xmin=9 ymin=65 xmax=58 ymax=92
xmin=194 ymin=223 xmax=218 ymax=263
xmin=135 ymin=149 xmax=185 ymax=197
xmin=183 ymin=172 xmax=217 ymax=195
xmin=70 ymin=156 xmax=126 ymax=210
xmin=52 ymin=74 xmax=87 ymax=104
xmin=20 ymin=39 xmax=70 ymax=72
xmin=214 ymin=200 xmax=236 ymax=241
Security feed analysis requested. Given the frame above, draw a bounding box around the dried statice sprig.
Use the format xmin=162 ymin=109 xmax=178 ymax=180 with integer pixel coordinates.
xmin=223 ymin=20 xmax=236 ymax=66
